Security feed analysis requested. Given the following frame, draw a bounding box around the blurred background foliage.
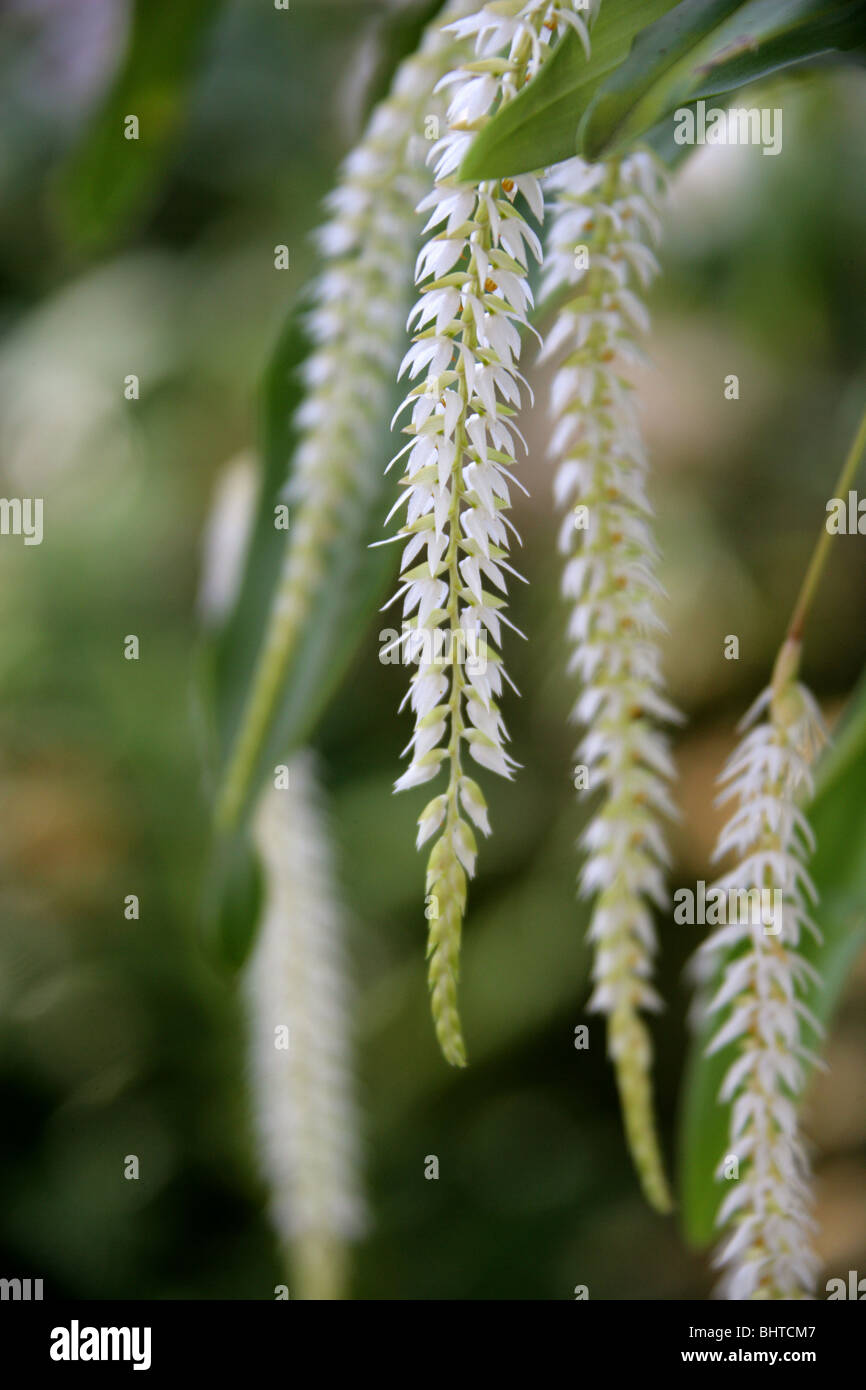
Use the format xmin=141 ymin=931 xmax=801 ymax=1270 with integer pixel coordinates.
xmin=0 ymin=0 xmax=865 ymax=1299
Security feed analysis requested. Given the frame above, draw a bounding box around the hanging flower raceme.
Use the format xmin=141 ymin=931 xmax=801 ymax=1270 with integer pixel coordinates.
xmin=247 ymin=758 xmax=365 ymax=1301
xmin=216 ymin=0 xmax=474 ymax=832
xmin=199 ymin=440 xmax=364 ymax=1301
xmin=539 ymin=151 xmax=678 ymax=1211
xmin=697 ymin=655 xmax=825 ymax=1299
xmin=382 ymin=2 xmax=595 ymax=1068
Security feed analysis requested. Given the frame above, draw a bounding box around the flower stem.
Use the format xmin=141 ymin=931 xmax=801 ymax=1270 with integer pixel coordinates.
xmin=785 ymin=402 xmax=866 ymax=648
xmin=426 ymin=303 xmax=472 ymax=1070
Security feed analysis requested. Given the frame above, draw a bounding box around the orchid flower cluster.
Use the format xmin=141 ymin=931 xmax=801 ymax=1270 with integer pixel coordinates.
xmin=697 ymin=649 xmax=825 ymax=1299
xmin=382 ymin=0 xmax=596 ymax=1067
xmin=537 ymin=152 xmax=679 ymax=1211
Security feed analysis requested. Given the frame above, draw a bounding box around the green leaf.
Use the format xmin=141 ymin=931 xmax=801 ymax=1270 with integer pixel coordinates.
xmin=580 ymin=0 xmax=866 ymax=160
xmin=200 ymin=834 xmax=264 ymax=972
xmin=53 ymin=0 xmax=222 ymax=253
xmin=458 ymin=0 xmax=682 ymax=180
xmin=197 ymin=296 xmax=402 ymax=962
xmin=203 ymin=298 xmax=401 ymax=797
xmin=677 ymin=675 xmax=866 ymax=1247
xmin=207 ymin=310 xmax=308 ymax=776
xmin=195 ymin=311 xmax=306 ymax=969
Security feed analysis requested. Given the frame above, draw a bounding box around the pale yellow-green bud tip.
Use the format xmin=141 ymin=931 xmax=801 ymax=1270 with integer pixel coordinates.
xmin=610 ymin=1008 xmax=673 ymax=1214
xmin=425 ymin=828 xmax=468 ymax=1067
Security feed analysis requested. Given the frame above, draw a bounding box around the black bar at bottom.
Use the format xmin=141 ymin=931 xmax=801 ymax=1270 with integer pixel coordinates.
xmin=0 ymin=1296 xmax=860 ymax=1376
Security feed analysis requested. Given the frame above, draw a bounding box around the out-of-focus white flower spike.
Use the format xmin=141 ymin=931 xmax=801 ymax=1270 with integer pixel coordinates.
xmin=541 ymin=149 xmax=677 ymax=1213
xmin=248 ymin=758 xmax=365 ymax=1301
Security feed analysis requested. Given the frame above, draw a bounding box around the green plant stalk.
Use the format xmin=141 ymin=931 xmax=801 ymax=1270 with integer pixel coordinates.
xmin=425 ymin=306 xmax=472 ymax=1070
xmin=778 ymin=402 xmax=866 ymax=667
xmin=216 ymin=584 xmax=312 ymax=833
xmin=771 ymin=403 xmax=866 ymax=731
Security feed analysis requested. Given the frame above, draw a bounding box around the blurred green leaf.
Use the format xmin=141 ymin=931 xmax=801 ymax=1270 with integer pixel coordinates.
xmin=201 ymin=835 xmax=264 ymax=972
xmin=198 ymin=302 xmax=401 ymax=958
xmin=53 ymin=0 xmax=222 ymax=253
xmin=457 ymin=0 xmax=681 ymax=180
xmin=207 ymin=310 xmax=310 ymax=775
xmin=678 ymin=674 xmax=866 ymax=1247
xmin=207 ymin=312 xmax=402 ymax=824
xmin=579 ymin=0 xmax=866 ymax=159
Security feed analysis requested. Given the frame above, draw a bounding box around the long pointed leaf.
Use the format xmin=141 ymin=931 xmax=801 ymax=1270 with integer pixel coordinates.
xmin=53 ymin=0 xmax=223 ymax=253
